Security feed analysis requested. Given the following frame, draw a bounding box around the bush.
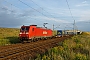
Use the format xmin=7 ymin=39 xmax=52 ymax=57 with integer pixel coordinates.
xmin=74 ymin=38 xmax=81 ymax=44
xmin=0 ymin=39 xmax=10 ymax=46
xmin=75 ymin=53 xmax=87 ymax=60
xmin=35 ymin=34 xmax=90 ymax=60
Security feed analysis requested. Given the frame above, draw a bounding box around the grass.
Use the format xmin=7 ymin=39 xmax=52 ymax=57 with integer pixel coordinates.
xmin=0 ymin=28 xmax=90 ymax=59
xmin=35 ymin=32 xmax=90 ymax=60
xmin=0 ymin=28 xmax=20 ymax=46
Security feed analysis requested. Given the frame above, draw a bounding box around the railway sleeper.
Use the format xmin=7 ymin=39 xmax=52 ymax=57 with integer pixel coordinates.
xmin=3 ymin=51 xmax=26 ymax=60
xmin=0 ymin=48 xmax=27 ymax=59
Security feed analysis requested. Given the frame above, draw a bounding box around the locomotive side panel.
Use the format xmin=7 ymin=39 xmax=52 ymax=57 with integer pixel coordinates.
xmin=47 ymin=29 xmax=52 ymax=37
xmin=32 ymin=28 xmax=52 ymax=39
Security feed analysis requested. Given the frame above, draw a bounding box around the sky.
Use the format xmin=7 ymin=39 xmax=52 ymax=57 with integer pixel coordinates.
xmin=0 ymin=0 xmax=90 ymax=31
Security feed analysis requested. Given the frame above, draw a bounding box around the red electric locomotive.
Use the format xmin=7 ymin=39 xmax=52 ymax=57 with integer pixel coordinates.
xmin=19 ymin=25 xmax=52 ymax=42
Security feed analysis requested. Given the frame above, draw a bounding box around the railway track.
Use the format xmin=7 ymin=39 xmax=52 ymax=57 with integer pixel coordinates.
xmin=0 ymin=35 xmax=72 ymax=60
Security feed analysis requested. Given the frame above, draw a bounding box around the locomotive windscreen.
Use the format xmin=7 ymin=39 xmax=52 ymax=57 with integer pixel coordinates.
xmin=21 ymin=27 xmax=29 ymax=31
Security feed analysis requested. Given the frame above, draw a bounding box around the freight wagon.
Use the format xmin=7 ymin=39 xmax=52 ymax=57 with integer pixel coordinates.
xmin=19 ymin=25 xmax=52 ymax=42
xmin=56 ymin=30 xmax=63 ymax=37
xmin=53 ymin=30 xmax=74 ymax=37
xmin=53 ymin=30 xmax=65 ymax=37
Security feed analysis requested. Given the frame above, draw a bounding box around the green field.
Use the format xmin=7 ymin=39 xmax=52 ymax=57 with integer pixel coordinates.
xmin=0 ymin=28 xmax=20 ymax=46
xmin=35 ymin=32 xmax=90 ymax=60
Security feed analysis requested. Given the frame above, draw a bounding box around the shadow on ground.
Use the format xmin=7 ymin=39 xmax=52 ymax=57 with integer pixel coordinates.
xmin=6 ymin=36 xmax=20 ymax=44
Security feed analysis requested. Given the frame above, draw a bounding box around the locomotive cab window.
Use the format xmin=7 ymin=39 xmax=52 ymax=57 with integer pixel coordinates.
xmin=21 ymin=27 xmax=25 ymax=30
xmin=26 ymin=27 xmax=29 ymax=31
xmin=21 ymin=27 xmax=29 ymax=31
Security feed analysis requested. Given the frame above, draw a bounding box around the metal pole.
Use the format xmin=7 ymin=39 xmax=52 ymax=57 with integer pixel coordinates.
xmin=53 ymin=24 xmax=54 ymax=30
xmin=73 ymin=20 xmax=75 ymax=35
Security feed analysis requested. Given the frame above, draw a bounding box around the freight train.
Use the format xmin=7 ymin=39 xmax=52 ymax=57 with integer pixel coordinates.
xmin=19 ymin=25 xmax=81 ymax=42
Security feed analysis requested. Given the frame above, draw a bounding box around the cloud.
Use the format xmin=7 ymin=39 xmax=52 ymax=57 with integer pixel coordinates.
xmin=76 ymin=4 xmax=89 ymax=7
xmin=0 ymin=0 xmax=90 ymax=31
xmin=82 ymin=1 xmax=87 ymax=4
xmin=0 ymin=11 xmax=24 ymax=28
xmin=33 ymin=16 xmax=69 ymax=23
xmin=0 ymin=5 xmax=29 ymax=28
xmin=0 ymin=3 xmax=42 ymax=28
xmin=76 ymin=1 xmax=89 ymax=7
xmin=76 ymin=21 xmax=90 ymax=31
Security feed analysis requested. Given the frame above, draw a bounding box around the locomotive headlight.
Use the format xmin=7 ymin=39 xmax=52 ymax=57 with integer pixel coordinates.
xmin=19 ymin=32 xmax=22 ymax=34
xmin=26 ymin=32 xmax=29 ymax=34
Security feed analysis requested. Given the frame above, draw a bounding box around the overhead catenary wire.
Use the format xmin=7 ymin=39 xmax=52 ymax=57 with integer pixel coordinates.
xmin=2 ymin=0 xmax=41 ymax=21
xmin=3 ymin=0 xmax=70 ymax=24
xmin=18 ymin=0 xmax=51 ymax=19
xmin=18 ymin=0 xmax=64 ymax=28
xmin=30 ymin=0 xmax=56 ymax=19
xmin=0 ymin=0 xmax=45 ymax=26
xmin=2 ymin=0 xmax=77 ymax=27
xmin=3 ymin=0 xmax=58 ymax=22
xmin=3 ymin=0 xmax=18 ymax=10
xmin=65 ymin=0 xmax=75 ymax=21
xmin=30 ymin=0 xmax=76 ymax=28
xmin=65 ymin=0 xmax=78 ymax=34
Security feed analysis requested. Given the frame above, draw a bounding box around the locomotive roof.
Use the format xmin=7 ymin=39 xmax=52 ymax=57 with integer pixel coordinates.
xmin=21 ymin=25 xmax=37 ymax=27
xmin=30 ymin=25 xmax=37 ymax=26
xmin=21 ymin=25 xmax=51 ymax=30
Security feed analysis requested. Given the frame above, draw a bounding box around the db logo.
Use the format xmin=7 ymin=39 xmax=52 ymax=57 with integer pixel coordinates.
xmin=58 ymin=32 xmax=61 ymax=34
xmin=43 ymin=31 xmax=47 ymax=34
